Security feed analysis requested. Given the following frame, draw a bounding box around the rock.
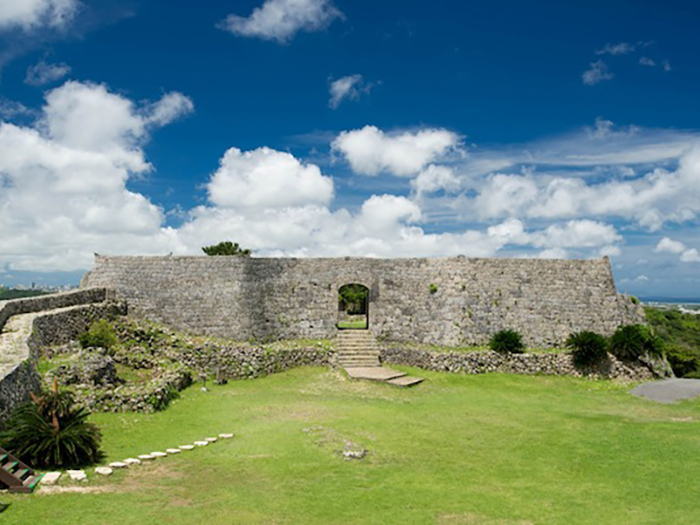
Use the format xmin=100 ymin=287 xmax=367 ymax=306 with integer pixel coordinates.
xmin=194 ymin=440 xmax=209 ymax=446
xmin=205 ymin=437 xmax=217 ymax=443
xmin=138 ymin=454 xmax=155 ymax=461
xmin=151 ymin=451 xmax=167 ymax=458
xmin=109 ymin=461 xmax=128 ymax=469
xmin=219 ymin=433 xmax=234 ymax=439
xmin=95 ymin=467 xmax=113 ymax=476
xmin=67 ymin=469 xmax=87 ymax=482
xmin=166 ymin=448 xmax=181 ymax=454
xmin=124 ymin=458 xmax=142 ymax=465
xmin=179 ymin=444 xmax=195 ymax=450
xmin=41 ymin=472 xmax=61 ymax=485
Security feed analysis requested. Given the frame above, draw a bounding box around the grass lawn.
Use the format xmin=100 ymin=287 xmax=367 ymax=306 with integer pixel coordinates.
xmin=337 ymin=320 xmax=368 ymax=329
xmin=3 ymin=367 xmax=700 ymax=524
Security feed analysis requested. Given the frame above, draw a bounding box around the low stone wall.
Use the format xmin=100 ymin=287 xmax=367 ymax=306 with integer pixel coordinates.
xmin=176 ymin=345 xmax=333 ymax=381
xmin=381 ymin=346 xmax=655 ymax=381
xmin=0 ymin=288 xmax=108 ymax=332
xmin=28 ymin=302 xmax=127 ymax=354
xmin=0 ymin=360 xmax=41 ymax=427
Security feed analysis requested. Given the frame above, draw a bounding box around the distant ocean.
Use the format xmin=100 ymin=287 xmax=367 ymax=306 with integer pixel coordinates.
xmin=639 ymin=297 xmax=700 ymax=313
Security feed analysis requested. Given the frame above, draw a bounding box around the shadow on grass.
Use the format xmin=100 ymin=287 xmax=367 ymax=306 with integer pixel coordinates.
xmin=0 ymin=502 xmax=10 ymax=514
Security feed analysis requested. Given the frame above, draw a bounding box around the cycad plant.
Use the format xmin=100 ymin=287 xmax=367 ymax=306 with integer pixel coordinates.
xmin=0 ymin=379 xmax=103 ymax=469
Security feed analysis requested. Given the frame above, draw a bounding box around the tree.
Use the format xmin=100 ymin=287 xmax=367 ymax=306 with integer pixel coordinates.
xmin=202 ymin=241 xmax=251 ymax=257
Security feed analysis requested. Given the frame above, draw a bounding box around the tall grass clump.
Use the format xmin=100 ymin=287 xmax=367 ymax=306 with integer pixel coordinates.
xmin=566 ymin=331 xmax=608 ymax=367
xmin=609 ymin=324 xmax=664 ymax=361
xmin=489 ymin=329 xmax=525 ymax=354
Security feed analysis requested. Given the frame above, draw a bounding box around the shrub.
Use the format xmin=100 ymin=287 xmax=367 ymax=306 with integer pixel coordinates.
xmin=490 ymin=329 xmax=525 ymax=354
xmin=609 ymin=324 xmax=665 ymax=361
xmin=0 ymin=380 xmax=103 ymax=469
xmin=429 ymin=283 xmax=439 ymax=294
xmin=78 ymin=319 xmax=117 ymax=351
xmin=566 ymin=331 xmax=608 ymax=367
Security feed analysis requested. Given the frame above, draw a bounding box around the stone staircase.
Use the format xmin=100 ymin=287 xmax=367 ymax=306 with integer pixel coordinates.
xmin=336 ymin=330 xmax=423 ymax=387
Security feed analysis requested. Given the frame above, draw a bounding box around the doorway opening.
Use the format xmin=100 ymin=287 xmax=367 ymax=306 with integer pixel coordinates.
xmin=337 ymin=283 xmax=369 ymax=330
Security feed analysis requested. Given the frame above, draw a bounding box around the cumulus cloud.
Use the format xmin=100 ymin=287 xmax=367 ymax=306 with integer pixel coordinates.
xmin=680 ymin=249 xmax=700 ymax=263
xmin=0 ymin=0 xmax=79 ymax=30
xmin=412 ymin=165 xmax=461 ymax=195
xmin=0 ymin=80 xmax=193 ymax=271
xmin=656 ymin=237 xmax=686 ymax=254
xmin=206 ymin=147 xmax=334 ymax=210
xmin=218 ymin=0 xmax=342 ymax=44
xmin=332 ymin=125 xmax=461 ymax=177
xmin=582 ymin=60 xmax=614 ymax=85
xmin=328 ymin=74 xmax=376 ymax=109
xmin=25 ymin=59 xmax=71 ymax=85
xmin=639 ymin=56 xmax=656 ymax=67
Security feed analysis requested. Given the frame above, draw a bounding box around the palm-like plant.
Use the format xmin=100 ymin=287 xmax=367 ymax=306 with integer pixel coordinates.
xmin=0 ymin=379 xmax=103 ymax=469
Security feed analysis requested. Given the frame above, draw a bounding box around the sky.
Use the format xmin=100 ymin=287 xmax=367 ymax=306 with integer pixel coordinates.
xmin=0 ymin=0 xmax=700 ymax=298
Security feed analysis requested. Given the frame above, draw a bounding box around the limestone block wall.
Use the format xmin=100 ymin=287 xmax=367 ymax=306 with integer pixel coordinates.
xmin=83 ymin=255 xmax=644 ymax=347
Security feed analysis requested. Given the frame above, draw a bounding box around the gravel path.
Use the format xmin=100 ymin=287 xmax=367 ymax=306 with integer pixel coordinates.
xmin=630 ymin=378 xmax=700 ymax=404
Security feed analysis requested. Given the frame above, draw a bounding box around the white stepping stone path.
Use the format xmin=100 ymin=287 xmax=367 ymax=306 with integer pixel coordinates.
xmin=124 ymin=458 xmax=142 ymax=465
xmin=151 ymin=451 xmax=167 ymax=458
xmin=219 ymin=433 xmax=234 ymax=439
xmin=95 ymin=467 xmax=113 ymax=476
xmin=41 ymin=472 xmax=61 ymax=485
xmin=206 ymin=437 xmax=218 ymax=443
xmin=179 ymin=445 xmax=195 ymax=451
xmin=166 ymin=448 xmax=181 ymax=454
xmin=67 ymin=470 xmax=87 ymax=482
xmin=194 ymin=441 xmax=209 ymax=447
xmin=138 ymin=454 xmax=155 ymax=461
xmin=109 ymin=461 xmax=128 ymax=469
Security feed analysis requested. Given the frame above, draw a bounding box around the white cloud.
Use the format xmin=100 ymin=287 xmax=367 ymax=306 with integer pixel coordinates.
xmin=25 ymin=59 xmax=71 ymax=85
xmin=655 ymin=237 xmax=686 ymax=254
xmin=663 ymin=60 xmax=671 ymax=72
xmin=206 ymin=147 xmax=334 ymax=210
xmin=529 ymin=220 xmax=622 ymax=249
xmin=0 ymin=98 xmax=31 ymax=119
xmin=680 ymin=249 xmax=700 ymax=263
xmin=412 ymin=165 xmax=461 ymax=195
xmin=0 ymin=0 xmax=79 ymax=30
xmin=332 ymin=125 xmax=461 ymax=176
xmin=328 ymin=74 xmax=376 ymax=109
xmin=0 ymin=80 xmax=193 ymax=271
xmin=582 ymin=60 xmax=614 ymax=85
xmin=639 ymin=56 xmax=656 ymax=67
xmin=143 ymin=92 xmax=195 ymax=127
xmin=218 ymin=0 xmax=342 ymax=44
xmin=596 ymin=42 xmax=635 ymax=55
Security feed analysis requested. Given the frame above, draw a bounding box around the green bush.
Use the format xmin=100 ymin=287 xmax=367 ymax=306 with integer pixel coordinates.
xmin=645 ymin=307 xmax=700 ymax=377
xmin=566 ymin=331 xmax=608 ymax=367
xmin=0 ymin=381 xmax=103 ymax=469
xmin=429 ymin=283 xmax=439 ymax=294
xmin=489 ymin=329 xmax=525 ymax=354
xmin=79 ymin=319 xmax=117 ymax=351
xmin=609 ymin=324 xmax=664 ymax=361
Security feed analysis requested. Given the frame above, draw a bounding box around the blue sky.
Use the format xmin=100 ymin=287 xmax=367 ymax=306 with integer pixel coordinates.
xmin=1 ymin=0 xmax=700 ymax=298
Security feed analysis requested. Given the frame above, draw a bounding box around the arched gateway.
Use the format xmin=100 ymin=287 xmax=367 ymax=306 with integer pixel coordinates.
xmin=337 ymin=283 xmax=369 ymax=330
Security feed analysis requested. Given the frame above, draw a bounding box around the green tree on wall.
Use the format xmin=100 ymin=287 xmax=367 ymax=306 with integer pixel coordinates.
xmin=202 ymin=241 xmax=251 ymax=257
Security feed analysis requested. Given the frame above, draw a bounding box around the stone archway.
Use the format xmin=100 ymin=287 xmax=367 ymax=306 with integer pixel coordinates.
xmin=337 ymin=283 xmax=369 ymax=330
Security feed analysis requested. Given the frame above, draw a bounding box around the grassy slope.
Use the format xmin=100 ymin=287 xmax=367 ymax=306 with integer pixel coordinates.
xmin=3 ymin=368 xmax=700 ymax=525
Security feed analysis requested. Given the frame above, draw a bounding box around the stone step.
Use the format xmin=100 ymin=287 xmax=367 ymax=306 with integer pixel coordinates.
xmin=338 ymin=350 xmax=379 ymax=356
xmin=385 ymin=376 xmax=424 ymax=387
xmin=339 ymin=360 xmax=380 ymax=366
xmin=345 ymin=367 xmax=406 ymax=381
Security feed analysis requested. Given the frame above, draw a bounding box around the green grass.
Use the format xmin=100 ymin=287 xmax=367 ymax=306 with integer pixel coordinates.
xmin=3 ymin=368 xmax=700 ymax=524
xmin=337 ymin=319 xmax=368 ymax=329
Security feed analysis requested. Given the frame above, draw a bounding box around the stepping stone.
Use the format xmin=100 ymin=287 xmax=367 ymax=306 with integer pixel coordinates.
xmin=179 ymin=445 xmax=195 ymax=451
xmin=124 ymin=458 xmax=141 ymax=465
xmin=219 ymin=433 xmax=234 ymax=439
xmin=194 ymin=441 xmax=209 ymax=446
xmin=41 ymin=472 xmax=61 ymax=485
xmin=151 ymin=451 xmax=167 ymax=458
xmin=109 ymin=461 xmax=128 ymax=469
xmin=166 ymin=448 xmax=181 ymax=454
xmin=138 ymin=454 xmax=155 ymax=461
xmin=205 ymin=437 xmax=218 ymax=443
xmin=95 ymin=467 xmax=113 ymax=476
xmin=345 ymin=366 xmax=406 ymax=382
xmin=386 ymin=376 xmax=424 ymax=387
xmin=67 ymin=470 xmax=87 ymax=482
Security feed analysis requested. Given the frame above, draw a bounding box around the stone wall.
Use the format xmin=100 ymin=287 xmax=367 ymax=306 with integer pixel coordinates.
xmin=380 ymin=346 xmax=654 ymax=381
xmin=83 ymin=255 xmax=644 ymax=347
xmin=0 ymin=289 xmax=121 ymax=428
